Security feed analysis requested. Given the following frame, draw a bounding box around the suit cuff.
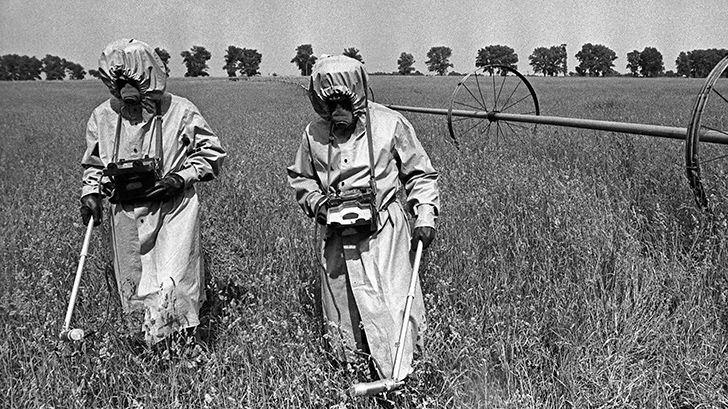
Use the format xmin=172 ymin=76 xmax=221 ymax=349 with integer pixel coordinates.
xmin=175 ymin=166 xmax=199 ymax=188
xmin=414 ymin=203 xmax=437 ymax=228
xmin=305 ymin=192 xmax=326 ymax=218
xmin=81 ymin=185 xmax=100 ymax=199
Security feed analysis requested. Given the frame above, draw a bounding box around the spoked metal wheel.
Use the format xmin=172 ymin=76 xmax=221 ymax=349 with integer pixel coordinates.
xmin=685 ymin=55 xmax=728 ymax=209
xmin=447 ymin=64 xmax=539 ymax=145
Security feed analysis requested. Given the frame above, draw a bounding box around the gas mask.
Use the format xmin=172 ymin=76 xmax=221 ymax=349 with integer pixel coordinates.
xmin=326 ymin=96 xmax=355 ymax=129
xmin=116 ymin=81 xmax=152 ymax=123
xmin=120 ymin=82 xmax=141 ymax=105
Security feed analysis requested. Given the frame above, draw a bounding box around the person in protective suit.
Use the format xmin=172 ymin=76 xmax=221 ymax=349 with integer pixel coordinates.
xmin=287 ymin=55 xmax=440 ymax=383
xmin=80 ymin=39 xmax=226 ymax=347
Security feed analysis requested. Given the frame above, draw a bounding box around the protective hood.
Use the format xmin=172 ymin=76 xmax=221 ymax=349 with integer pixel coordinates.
xmin=309 ymin=55 xmax=369 ymax=120
xmin=98 ymin=39 xmax=167 ymax=104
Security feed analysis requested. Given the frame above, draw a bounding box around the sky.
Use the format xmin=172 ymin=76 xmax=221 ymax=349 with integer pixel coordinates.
xmin=1 ymin=0 xmax=726 ymax=77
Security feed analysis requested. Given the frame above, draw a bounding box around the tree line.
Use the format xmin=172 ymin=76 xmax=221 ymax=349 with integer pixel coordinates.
xmin=1 ymin=44 xmax=725 ymax=81
xmin=0 ymin=54 xmax=85 ymax=80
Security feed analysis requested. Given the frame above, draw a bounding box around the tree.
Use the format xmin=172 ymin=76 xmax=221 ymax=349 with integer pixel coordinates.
xmin=41 ymin=54 xmax=67 ymax=80
xmin=0 ymin=55 xmax=15 ymax=80
xmin=239 ymin=48 xmax=262 ymax=76
xmin=626 ymin=50 xmax=641 ymax=76
xmin=223 ymin=46 xmax=262 ymax=77
xmin=638 ymin=47 xmax=663 ymax=77
xmin=397 ymin=52 xmax=415 ymax=75
xmin=560 ymin=44 xmax=568 ymax=75
xmin=155 ymin=47 xmax=171 ymax=74
xmin=425 ymin=46 xmax=453 ymax=76
xmin=20 ymin=55 xmax=42 ymax=80
xmin=529 ymin=47 xmax=552 ymax=76
xmin=88 ymin=69 xmax=101 ymax=79
xmin=0 ymin=54 xmax=19 ymax=80
xmin=575 ymin=43 xmax=617 ymax=76
xmin=223 ymin=45 xmax=244 ymax=77
xmin=675 ymin=52 xmax=691 ymax=77
xmin=476 ymin=45 xmax=518 ymax=75
xmin=64 ymin=61 xmax=86 ymax=80
xmin=343 ymin=47 xmax=364 ymax=63
xmin=676 ymin=49 xmax=728 ymax=77
xmin=528 ymin=45 xmax=566 ymax=76
xmin=291 ymin=44 xmax=317 ymax=76
xmin=180 ymin=45 xmax=211 ymax=77
xmin=0 ymin=54 xmax=43 ymax=81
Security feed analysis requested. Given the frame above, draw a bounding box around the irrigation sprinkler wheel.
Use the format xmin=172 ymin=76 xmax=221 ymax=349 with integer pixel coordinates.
xmin=447 ymin=65 xmax=539 ymax=145
xmin=685 ymin=55 xmax=728 ymax=209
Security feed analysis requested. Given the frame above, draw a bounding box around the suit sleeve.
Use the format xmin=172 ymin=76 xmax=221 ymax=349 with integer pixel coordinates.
xmin=80 ymin=111 xmax=104 ymax=198
xmin=392 ymin=115 xmax=440 ymax=226
xmin=174 ymin=106 xmax=227 ymax=186
xmin=287 ymin=130 xmax=326 ymax=218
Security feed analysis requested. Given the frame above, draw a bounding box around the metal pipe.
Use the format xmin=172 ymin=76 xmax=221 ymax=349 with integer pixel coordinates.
xmin=384 ymin=104 xmax=728 ymax=145
xmin=60 ymin=218 xmax=94 ymax=342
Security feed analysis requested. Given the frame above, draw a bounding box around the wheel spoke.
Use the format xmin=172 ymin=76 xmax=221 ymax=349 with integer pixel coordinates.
xmin=494 ymin=74 xmax=507 ymax=109
xmin=501 ymin=93 xmax=533 ymax=112
xmin=462 ymin=118 xmax=488 ymax=136
xmin=474 ymin=73 xmax=488 ymax=112
xmin=461 ymin=83 xmax=487 ymax=110
xmin=495 ymin=121 xmax=504 ymax=146
xmin=484 ymin=121 xmax=492 ymax=138
xmin=502 ymin=121 xmax=526 ymax=144
xmin=701 ymin=152 xmax=728 ymax=165
xmin=499 ymin=80 xmax=522 ymax=112
xmin=492 ymin=73 xmax=497 ymax=108
xmin=500 ymin=121 xmax=531 ymax=130
xmin=712 ymin=87 xmax=728 ymax=105
xmin=454 ymin=100 xmax=488 ymax=112
xmin=702 ymin=124 xmax=728 ymax=137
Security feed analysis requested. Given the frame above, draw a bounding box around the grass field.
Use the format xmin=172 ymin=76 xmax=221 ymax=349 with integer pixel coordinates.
xmin=2 ymin=74 xmax=728 ymax=408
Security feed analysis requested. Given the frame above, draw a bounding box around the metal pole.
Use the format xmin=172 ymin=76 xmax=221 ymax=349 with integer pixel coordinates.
xmin=60 ymin=218 xmax=94 ymax=341
xmin=384 ymin=104 xmax=728 ymax=145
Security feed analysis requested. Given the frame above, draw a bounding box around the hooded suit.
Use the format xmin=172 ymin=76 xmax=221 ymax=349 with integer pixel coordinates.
xmin=81 ymin=39 xmax=226 ymax=344
xmin=287 ymin=56 xmax=440 ymax=379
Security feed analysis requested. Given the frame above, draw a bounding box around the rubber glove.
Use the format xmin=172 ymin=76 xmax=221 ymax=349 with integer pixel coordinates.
xmin=146 ymin=173 xmax=185 ymax=202
xmin=411 ymin=226 xmax=436 ymax=250
xmin=80 ymin=193 xmax=102 ymax=226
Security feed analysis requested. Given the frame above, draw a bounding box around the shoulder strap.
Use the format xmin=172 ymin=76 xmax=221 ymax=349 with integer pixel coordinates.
xmin=110 ymin=101 xmax=164 ymax=169
xmin=361 ymin=68 xmax=380 ymax=230
xmin=361 ymin=68 xmax=377 ymax=197
xmin=111 ymin=113 xmax=122 ymax=163
xmin=154 ymin=100 xmax=164 ymax=170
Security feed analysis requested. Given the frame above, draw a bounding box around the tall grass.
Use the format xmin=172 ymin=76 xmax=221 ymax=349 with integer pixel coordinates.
xmin=1 ymin=75 xmax=727 ymax=408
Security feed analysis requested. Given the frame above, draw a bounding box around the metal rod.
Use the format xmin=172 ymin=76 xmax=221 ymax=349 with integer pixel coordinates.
xmin=62 ymin=218 xmax=94 ymax=333
xmin=385 ymin=104 xmax=728 ymax=145
xmin=392 ymin=240 xmax=423 ymax=381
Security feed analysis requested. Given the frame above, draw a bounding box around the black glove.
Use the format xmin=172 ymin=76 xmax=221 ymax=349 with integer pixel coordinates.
xmin=314 ymin=197 xmax=328 ymax=225
xmin=80 ymin=193 xmax=102 ymax=226
xmin=411 ymin=226 xmax=436 ymax=250
xmin=146 ymin=173 xmax=185 ymax=202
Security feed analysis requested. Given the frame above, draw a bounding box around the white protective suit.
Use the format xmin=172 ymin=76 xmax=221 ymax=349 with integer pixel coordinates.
xmin=287 ymin=56 xmax=440 ymax=380
xmin=81 ymin=39 xmax=226 ymax=344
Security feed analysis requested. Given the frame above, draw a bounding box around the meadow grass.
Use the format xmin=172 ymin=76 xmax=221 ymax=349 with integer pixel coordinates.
xmin=1 ymin=74 xmax=727 ymax=408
